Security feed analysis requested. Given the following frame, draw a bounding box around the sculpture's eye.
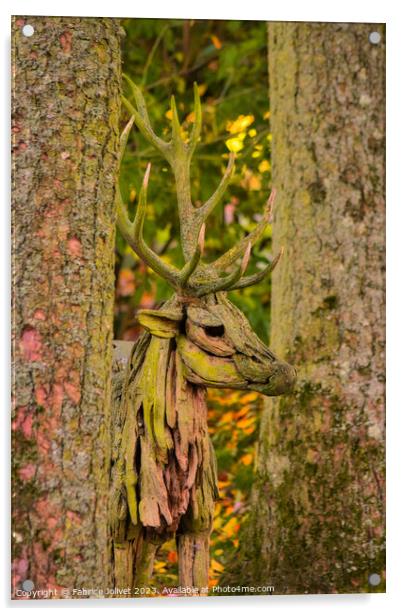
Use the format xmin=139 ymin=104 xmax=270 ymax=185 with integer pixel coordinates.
xmin=204 ymin=324 xmax=225 ymax=337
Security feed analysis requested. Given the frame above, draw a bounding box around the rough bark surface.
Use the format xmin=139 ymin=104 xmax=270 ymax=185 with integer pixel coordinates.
xmin=236 ymin=22 xmax=385 ymax=594
xmin=11 ymin=16 xmax=122 ymax=596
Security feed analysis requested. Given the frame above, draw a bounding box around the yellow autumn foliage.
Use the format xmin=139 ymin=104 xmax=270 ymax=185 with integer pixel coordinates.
xmin=240 ymin=392 xmax=258 ymax=404
xmin=258 ymin=159 xmax=271 ymax=173
xmin=225 ymin=137 xmax=244 ymax=153
xmin=222 ymin=517 xmax=239 ymax=537
xmin=210 ymin=559 xmax=224 ymax=572
xmin=226 ymin=114 xmax=255 ymax=134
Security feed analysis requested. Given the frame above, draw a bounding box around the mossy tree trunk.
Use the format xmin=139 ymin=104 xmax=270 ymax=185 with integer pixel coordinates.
xmin=12 ymin=16 xmax=122 ymax=596
xmin=236 ymin=22 xmax=385 ymax=594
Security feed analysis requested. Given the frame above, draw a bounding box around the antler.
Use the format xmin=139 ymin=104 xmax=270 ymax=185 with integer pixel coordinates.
xmin=116 ymin=163 xmax=204 ymax=289
xmin=122 ymin=75 xmax=235 ymax=260
xmin=117 ymin=79 xmax=282 ymax=295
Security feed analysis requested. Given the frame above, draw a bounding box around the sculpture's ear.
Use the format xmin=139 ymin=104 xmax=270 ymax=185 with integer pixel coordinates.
xmin=137 ymin=307 xmax=183 ymax=338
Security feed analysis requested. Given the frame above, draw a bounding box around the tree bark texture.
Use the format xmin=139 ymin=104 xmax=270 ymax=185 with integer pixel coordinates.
xmin=11 ymin=16 xmax=122 ymax=596
xmin=239 ymin=22 xmax=385 ymax=594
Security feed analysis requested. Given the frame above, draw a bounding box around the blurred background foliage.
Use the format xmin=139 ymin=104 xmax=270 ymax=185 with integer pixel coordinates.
xmin=116 ymin=17 xmax=271 ymax=589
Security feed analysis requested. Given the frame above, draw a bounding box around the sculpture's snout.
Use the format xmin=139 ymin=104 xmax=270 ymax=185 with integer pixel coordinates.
xmin=255 ymin=361 xmax=297 ymax=397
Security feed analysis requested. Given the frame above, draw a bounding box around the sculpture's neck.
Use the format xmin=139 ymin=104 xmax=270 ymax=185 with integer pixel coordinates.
xmin=131 ymin=333 xmax=208 ymax=469
xmin=122 ymin=333 xmax=211 ymax=531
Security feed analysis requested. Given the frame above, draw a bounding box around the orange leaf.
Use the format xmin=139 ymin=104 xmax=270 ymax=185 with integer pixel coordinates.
xmin=218 ymin=480 xmax=230 ymax=489
xmin=167 ymin=550 xmax=178 ymax=563
xmin=241 ymin=453 xmax=253 ymax=466
xmin=236 ymin=405 xmax=251 ymax=418
xmin=210 ymin=34 xmax=222 ymax=49
xmin=117 ymin=269 xmax=135 ymax=297
xmin=211 ymin=558 xmax=224 ymax=572
xmin=240 ymin=393 xmax=258 ymax=404
xmin=237 ymin=416 xmax=256 ymax=429
xmin=220 ymin=411 xmax=234 ymax=425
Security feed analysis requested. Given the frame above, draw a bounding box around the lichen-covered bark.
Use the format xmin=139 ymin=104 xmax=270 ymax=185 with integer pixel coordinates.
xmin=236 ymin=22 xmax=385 ymax=593
xmin=11 ymin=16 xmax=122 ymax=596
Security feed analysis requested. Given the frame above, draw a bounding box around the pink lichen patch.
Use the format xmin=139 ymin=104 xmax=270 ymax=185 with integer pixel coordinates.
xmin=14 ymin=557 xmax=29 ymax=577
xmin=60 ymin=151 xmax=70 ymax=160
xmin=47 ymin=517 xmax=59 ymax=530
xmin=12 ymin=406 xmax=27 ymax=431
xmin=34 ymin=503 xmax=64 ymax=548
xmin=47 ymin=412 xmax=61 ymax=434
xmin=32 ymin=541 xmax=53 ymax=578
xmin=37 ymin=431 xmax=50 ymax=455
xmin=21 ymin=414 xmax=33 ymax=439
xmin=18 ymin=463 xmax=36 ymax=481
xmin=35 ymin=385 xmax=48 ymax=407
xmin=35 ymin=497 xmax=50 ymax=518
xmin=20 ymin=326 xmax=43 ymax=362
xmin=60 ymin=30 xmax=73 ymax=54
xmin=33 ymin=309 xmax=46 ymax=321
xmin=64 ymin=381 xmax=81 ymax=405
xmin=67 ymin=510 xmax=82 ymax=524
xmin=51 ymin=383 xmax=64 ymax=415
xmin=67 ymin=236 xmax=82 ymax=257
xmin=50 ymin=528 xmax=63 ymax=545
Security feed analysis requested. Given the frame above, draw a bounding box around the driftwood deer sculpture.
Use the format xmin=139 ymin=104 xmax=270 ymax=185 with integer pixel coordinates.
xmin=110 ymin=79 xmax=296 ymax=594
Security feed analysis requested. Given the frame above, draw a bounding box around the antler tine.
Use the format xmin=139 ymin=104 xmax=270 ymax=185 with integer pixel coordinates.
xmin=194 ymin=242 xmax=252 ymax=297
xmin=123 ymin=74 xmax=170 ymax=158
xmin=179 ymin=223 xmax=205 ymax=286
xmin=196 ymin=152 xmax=236 ymax=225
xmin=228 ymin=246 xmax=284 ymax=291
xmin=116 ymin=162 xmax=182 ymax=287
xmin=118 ymin=115 xmax=135 ymax=165
xmin=209 ymin=188 xmax=277 ymax=272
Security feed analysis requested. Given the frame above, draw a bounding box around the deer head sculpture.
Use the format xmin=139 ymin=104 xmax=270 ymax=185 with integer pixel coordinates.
xmin=111 ymin=78 xmax=296 ymax=594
